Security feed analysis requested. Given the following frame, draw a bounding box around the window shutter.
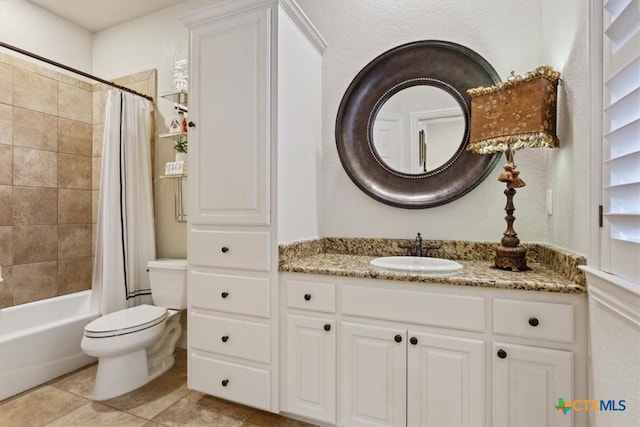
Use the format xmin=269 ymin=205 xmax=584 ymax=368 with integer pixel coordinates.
xmin=601 ymin=0 xmax=640 ymax=284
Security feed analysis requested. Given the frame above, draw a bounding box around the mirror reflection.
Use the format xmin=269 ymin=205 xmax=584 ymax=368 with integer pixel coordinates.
xmin=372 ymin=85 xmax=465 ymax=174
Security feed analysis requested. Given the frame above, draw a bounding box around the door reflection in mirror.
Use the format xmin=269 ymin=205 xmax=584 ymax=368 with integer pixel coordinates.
xmin=372 ymin=85 xmax=464 ymax=174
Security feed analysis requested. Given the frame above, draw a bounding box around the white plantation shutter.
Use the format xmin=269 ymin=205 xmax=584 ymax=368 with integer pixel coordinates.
xmin=602 ymin=0 xmax=640 ymax=284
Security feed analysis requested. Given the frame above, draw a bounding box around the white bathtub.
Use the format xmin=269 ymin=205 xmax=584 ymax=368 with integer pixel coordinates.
xmin=0 ymin=290 xmax=100 ymax=400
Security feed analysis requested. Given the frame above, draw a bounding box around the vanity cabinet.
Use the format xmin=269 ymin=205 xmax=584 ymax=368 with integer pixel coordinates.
xmin=280 ymin=273 xmax=587 ymax=427
xmin=183 ymin=0 xmax=325 ymax=413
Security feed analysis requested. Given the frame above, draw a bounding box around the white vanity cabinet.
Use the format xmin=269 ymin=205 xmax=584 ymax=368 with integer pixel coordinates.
xmin=183 ymin=0 xmax=325 ymax=413
xmin=280 ymin=273 xmax=587 ymax=427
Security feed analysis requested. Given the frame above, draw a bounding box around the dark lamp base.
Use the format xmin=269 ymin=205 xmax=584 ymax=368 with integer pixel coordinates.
xmin=492 ymin=244 xmax=531 ymax=272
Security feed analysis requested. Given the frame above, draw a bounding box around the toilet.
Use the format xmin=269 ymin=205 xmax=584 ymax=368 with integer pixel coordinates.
xmin=81 ymin=259 xmax=187 ymax=400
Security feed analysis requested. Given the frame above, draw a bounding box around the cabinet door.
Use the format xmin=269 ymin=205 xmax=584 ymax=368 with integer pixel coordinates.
xmin=492 ymin=342 xmax=573 ymax=427
xmin=189 ymin=7 xmax=270 ymax=225
xmin=285 ymin=314 xmax=336 ymax=423
xmin=340 ymin=322 xmax=406 ymax=427
xmin=407 ymin=332 xmax=484 ymax=427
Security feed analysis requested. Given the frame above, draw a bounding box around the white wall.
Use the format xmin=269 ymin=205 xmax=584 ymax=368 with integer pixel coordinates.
xmin=0 ymin=0 xmax=93 ymax=72
xmin=297 ymin=0 xmax=557 ymax=244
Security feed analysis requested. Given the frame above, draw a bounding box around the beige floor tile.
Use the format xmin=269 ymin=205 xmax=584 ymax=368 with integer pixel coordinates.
xmin=46 ymin=402 xmax=148 ymax=426
xmin=50 ymin=363 xmax=97 ymax=399
xmin=243 ymin=410 xmax=318 ymax=427
xmin=0 ymin=385 xmax=88 ymax=427
xmin=152 ymin=391 xmax=253 ymax=427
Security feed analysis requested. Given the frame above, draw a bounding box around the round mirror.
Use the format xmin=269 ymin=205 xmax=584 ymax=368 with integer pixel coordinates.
xmin=372 ymin=85 xmax=465 ymax=174
xmin=336 ymin=40 xmax=502 ymax=208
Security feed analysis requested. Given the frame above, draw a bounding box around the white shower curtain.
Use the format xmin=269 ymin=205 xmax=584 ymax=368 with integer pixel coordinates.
xmin=92 ymin=90 xmax=156 ymax=315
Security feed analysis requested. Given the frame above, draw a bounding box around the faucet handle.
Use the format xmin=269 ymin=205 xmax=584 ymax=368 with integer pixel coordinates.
xmin=424 ymin=245 xmax=441 ymax=257
xmin=398 ymin=245 xmax=413 ymax=256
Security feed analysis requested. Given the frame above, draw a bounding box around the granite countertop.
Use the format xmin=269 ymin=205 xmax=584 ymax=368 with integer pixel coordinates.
xmin=279 ymin=238 xmax=588 ymax=295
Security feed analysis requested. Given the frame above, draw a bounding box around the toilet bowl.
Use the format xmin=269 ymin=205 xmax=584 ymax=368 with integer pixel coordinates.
xmin=81 ymin=259 xmax=187 ymax=400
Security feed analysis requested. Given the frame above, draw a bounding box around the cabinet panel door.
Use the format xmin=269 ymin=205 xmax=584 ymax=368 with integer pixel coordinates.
xmin=340 ymin=322 xmax=406 ymax=427
xmin=285 ymin=315 xmax=336 ymax=423
xmin=492 ymin=342 xmax=573 ymax=427
xmin=407 ymin=332 xmax=484 ymax=427
xmin=189 ymin=7 xmax=270 ymax=225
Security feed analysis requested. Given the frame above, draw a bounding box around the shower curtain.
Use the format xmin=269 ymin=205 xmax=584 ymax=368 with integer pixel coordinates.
xmin=92 ymin=90 xmax=156 ymax=315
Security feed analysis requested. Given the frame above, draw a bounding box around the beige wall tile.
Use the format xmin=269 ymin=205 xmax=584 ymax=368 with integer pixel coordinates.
xmin=113 ymin=70 xmax=154 ymax=86
xmin=0 ymin=144 xmax=12 ymax=185
xmin=92 ymin=90 xmax=107 ymax=125
xmin=0 ymin=266 xmax=12 ymax=308
xmin=0 ymin=185 xmax=12 ymax=226
xmin=13 ymin=224 xmax=57 ymax=264
xmin=12 ymin=146 xmax=57 ymax=188
xmin=36 ymin=65 xmax=78 ymax=86
xmin=0 ymin=63 xmax=13 ymax=105
xmin=4 ymin=54 xmax=37 ymax=72
xmin=0 ymin=226 xmax=12 ymax=265
xmin=0 ymin=103 xmax=12 ymax=145
xmin=12 ymin=261 xmax=58 ymax=304
xmin=92 ymin=123 xmax=104 ymax=157
xmin=59 ymin=83 xmax=91 ymax=124
xmin=12 ymin=186 xmax=57 ymax=225
xmin=77 ymin=80 xmax=93 ymax=91
xmin=92 ymin=156 xmax=101 ymax=190
xmin=58 ymin=256 xmax=92 ymax=295
xmin=92 ymin=190 xmax=99 ymax=223
xmin=59 ymin=118 xmax=92 ymax=156
xmin=58 ymin=189 xmax=91 ymax=224
xmin=58 ymin=224 xmax=91 ymax=259
xmin=13 ymin=68 xmax=58 ymax=116
xmin=58 ymin=153 xmax=91 ymax=189
xmin=13 ymin=107 xmax=58 ymax=151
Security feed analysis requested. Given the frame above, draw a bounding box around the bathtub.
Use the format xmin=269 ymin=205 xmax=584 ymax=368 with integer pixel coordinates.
xmin=0 ymin=290 xmax=100 ymax=400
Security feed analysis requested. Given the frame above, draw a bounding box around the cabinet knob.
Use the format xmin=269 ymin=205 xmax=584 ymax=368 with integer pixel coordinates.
xmin=497 ymin=349 xmax=507 ymax=359
xmin=221 ymin=379 xmax=229 ymax=387
xmin=221 ymin=335 xmax=229 ymax=343
xmin=188 ymin=121 xmax=196 ymax=128
xmin=221 ymin=246 xmax=229 ymax=253
xmin=410 ymin=337 xmax=418 ymax=345
xmin=394 ymin=334 xmax=403 ymax=343
xmin=528 ymin=317 xmax=540 ymax=327
xmin=221 ymin=292 xmax=229 ymax=299
xmin=304 ymin=293 xmax=312 ymax=301
xmin=324 ymin=324 xmax=331 ymax=332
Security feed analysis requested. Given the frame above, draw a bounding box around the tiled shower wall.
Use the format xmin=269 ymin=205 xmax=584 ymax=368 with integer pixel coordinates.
xmin=0 ymin=52 xmax=156 ymax=308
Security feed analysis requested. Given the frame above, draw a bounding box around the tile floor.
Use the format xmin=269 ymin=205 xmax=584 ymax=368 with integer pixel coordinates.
xmin=0 ymin=348 xmax=316 ymax=427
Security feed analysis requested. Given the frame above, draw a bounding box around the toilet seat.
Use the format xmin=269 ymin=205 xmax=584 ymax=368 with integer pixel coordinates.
xmin=85 ymin=305 xmax=168 ymax=338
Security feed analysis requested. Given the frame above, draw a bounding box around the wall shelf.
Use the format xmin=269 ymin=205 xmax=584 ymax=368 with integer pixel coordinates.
xmin=160 ymin=90 xmax=188 ymax=106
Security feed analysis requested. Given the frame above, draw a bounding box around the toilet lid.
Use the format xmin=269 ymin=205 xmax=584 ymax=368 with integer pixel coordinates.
xmin=85 ymin=305 xmax=168 ymax=338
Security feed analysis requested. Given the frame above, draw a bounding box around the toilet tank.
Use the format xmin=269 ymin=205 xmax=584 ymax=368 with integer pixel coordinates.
xmin=147 ymin=259 xmax=187 ymax=309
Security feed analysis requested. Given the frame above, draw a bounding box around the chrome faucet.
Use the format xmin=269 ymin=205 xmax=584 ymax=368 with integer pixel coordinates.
xmin=415 ymin=233 xmax=423 ymax=257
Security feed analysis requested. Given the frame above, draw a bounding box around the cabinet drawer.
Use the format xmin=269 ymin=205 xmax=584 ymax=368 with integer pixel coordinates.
xmin=190 ymin=353 xmax=270 ymax=411
xmin=190 ymin=230 xmax=270 ymax=271
xmin=190 ymin=271 xmax=270 ymax=318
xmin=342 ymin=286 xmax=485 ymax=332
xmin=493 ymin=299 xmax=574 ymax=343
xmin=287 ymin=279 xmax=336 ymax=313
xmin=190 ymin=313 xmax=270 ymax=363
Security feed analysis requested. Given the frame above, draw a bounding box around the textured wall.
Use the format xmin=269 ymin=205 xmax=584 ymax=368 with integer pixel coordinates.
xmin=297 ymin=0 xmax=588 ymax=250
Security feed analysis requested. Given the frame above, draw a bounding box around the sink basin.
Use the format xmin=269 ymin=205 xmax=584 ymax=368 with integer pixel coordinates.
xmin=370 ymin=256 xmax=463 ymax=273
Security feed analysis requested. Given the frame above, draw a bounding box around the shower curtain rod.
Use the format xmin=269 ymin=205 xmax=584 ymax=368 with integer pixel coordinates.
xmin=0 ymin=41 xmax=154 ymax=103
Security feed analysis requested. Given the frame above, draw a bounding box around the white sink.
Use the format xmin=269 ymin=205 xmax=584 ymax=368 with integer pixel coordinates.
xmin=370 ymin=256 xmax=463 ymax=273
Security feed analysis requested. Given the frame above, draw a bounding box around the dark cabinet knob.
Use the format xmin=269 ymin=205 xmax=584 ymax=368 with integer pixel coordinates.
xmin=324 ymin=324 xmax=331 ymax=332
xmin=188 ymin=121 xmax=196 ymax=128
xmin=497 ymin=349 xmax=507 ymax=359
xmin=221 ymin=246 xmax=229 ymax=253
xmin=221 ymin=335 xmax=229 ymax=343
xmin=304 ymin=293 xmax=312 ymax=301
xmin=221 ymin=379 xmax=229 ymax=387
xmin=528 ymin=317 xmax=540 ymax=327
xmin=221 ymin=292 xmax=229 ymax=299
xmin=394 ymin=334 xmax=402 ymax=343
xmin=410 ymin=337 xmax=418 ymax=345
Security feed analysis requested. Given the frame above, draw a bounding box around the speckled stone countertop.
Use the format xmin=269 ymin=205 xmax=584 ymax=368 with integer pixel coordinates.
xmin=279 ymin=238 xmax=587 ymax=294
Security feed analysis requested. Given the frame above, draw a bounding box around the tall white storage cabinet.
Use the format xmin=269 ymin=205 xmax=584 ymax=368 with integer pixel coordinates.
xmin=183 ymin=0 xmax=325 ymax=413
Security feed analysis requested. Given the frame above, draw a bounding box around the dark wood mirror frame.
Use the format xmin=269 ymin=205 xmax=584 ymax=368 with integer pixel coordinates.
xmin=335 ymin=40 xmax=502 ymax=208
